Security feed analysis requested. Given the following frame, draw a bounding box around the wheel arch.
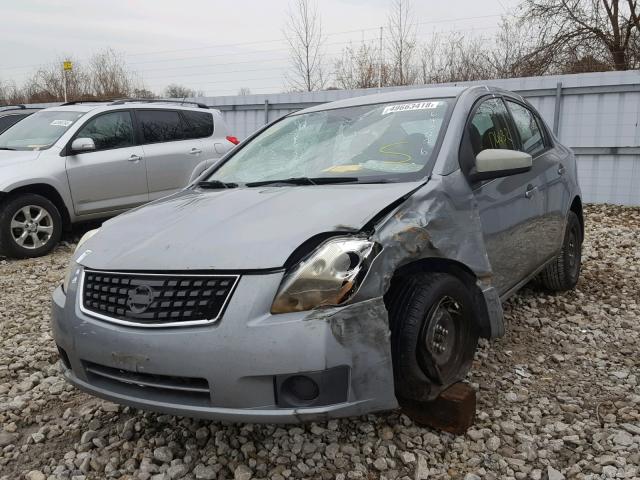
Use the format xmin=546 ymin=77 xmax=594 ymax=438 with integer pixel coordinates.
xmin=383 ymin=257 xmax=494 ymax=339
xmin=0 ymin=183 xmax=71 ymax=230
xmin=569 ymin=195 xmax=584 ymax=239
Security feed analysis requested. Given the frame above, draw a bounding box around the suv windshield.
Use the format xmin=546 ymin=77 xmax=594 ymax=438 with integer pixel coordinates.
xmin=0 ymin=110 xmax=85 ymax=151
xmin=208 ymin=99 xmax=452 ymax=185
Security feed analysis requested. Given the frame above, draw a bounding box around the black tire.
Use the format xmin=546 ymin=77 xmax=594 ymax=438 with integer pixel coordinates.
xmin=0 ymin=193 xmax=62 ymax=258
xmin=539 ymin=211 xmax=582 ymax=291
xmin=386 ymin=272 xmax=479 ymax=405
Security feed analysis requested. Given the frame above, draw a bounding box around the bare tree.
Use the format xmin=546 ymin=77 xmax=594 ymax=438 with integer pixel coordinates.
xmin=23 ymin=56 xmax=91 ymax=102
xmin=164 ymin=84 xmax=203 ymax=98
xmin=0 ymin=81 xmax=26 ymax=104
xmin=520 ymin=0 xmax=640 ymax=71
xmin=12 ymin=49 xmax=150 ymax=103
xmin=387 ymin=0 xmax=417 ymax=85
xmin=334 ymin=42 xmax=391 ymax=89
xmin=416 ymin=32 xmax=494 ymax=84
xmin=238 ymin=87 xmax=252 ymax=95
xmin=132 ymin=88 xmax=157 ymax=99
xmin=487 ymin=18 xmax=547 ymax=78
xmin=283 ymin=0 xmax=326 ymax=91
xmin=89 ymin=49 xmax=137 ymax=98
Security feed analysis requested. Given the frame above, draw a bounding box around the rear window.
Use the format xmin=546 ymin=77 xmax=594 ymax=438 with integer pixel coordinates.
xmin=182 ymin=110 xmax=214 ymax=139
xmin=137 ymin=110 xmax=188 ymax=143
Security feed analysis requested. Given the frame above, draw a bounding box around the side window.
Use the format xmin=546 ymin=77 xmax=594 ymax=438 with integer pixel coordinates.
xmin=506 ymin=101 xmax=546 ymax=157
xmin=469 ymin=98 xmax=517 ymax=155
xmin=75 ymin=111 xmax=135 ymax=151
xmin=0 ymin=114 xmax=28 ymax=133
xmin=182 ymin=110 xmax=214 ymax=139
xmin=137 ymin=110 xmax=187 ymax=143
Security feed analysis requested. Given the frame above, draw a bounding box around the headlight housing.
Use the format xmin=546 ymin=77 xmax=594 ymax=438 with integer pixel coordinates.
xmin=271 ymin=236 xmax=380 ymax=314
xmin=62 ymin=228 xmax=100 ymax=293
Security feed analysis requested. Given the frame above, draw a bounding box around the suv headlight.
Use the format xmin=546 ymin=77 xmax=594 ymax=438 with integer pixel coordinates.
xmin=271 ymin=236 xmax=380 ymax=314
xmin=62 ymin=228 xmax=100 ymax=293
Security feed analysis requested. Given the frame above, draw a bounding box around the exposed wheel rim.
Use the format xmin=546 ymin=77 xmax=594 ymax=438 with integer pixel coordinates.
xmin=418 ymin=295 xmax=466 ymax=384
xmin=10 ymin=205 xmax=54 ymax=249
xmin=566 ymin=224 xmax=581 ymax=278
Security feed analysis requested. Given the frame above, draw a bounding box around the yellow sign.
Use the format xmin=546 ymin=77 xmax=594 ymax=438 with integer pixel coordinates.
xmin=63 ymin=61 xmax=73 ymax=71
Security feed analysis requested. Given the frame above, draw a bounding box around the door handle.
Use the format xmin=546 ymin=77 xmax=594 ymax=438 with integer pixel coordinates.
xmin=189 ymin=148 xmax=203 ymax=155
xmin=558 ymin=164 xmax=566 ymax=175
xmin=525 ymin=184 xmax=538 ymax=199
xmin=128 ymin=154 xmax=142 ymax=162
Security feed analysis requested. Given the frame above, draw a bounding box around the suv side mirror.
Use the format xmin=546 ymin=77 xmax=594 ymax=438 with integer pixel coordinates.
xmin=469 ymin=149 xmax=532 ymax=182
xmin=71 ymin=137 xmax=96 ymax=153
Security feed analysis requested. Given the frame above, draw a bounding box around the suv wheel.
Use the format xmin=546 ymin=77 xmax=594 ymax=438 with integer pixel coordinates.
xmin=539 ymin=211 xmax=582 ymax=291
xmin=0 ymin=194 xmax=62 ymax=258
xmin=386 ymin=272 xmax=479 ymax=410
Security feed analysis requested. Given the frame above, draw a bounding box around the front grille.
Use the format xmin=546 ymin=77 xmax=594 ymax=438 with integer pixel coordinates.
xmin=84 ymin=361 xmax=211 ymax=406
xmin=81 ymin=269 xmax=239 ymax=326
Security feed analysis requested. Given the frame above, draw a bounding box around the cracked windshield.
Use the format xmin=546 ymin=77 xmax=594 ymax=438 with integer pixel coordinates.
xmin=209 ymin=99 xmax=451 ymax=184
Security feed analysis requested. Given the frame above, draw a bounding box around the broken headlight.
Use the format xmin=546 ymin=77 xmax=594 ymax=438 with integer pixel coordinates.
xmin=271 ymin=236 xmax=380 ymax=314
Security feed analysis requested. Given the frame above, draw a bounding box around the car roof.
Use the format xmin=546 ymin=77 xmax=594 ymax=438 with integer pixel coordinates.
xmin=295 ymin=85 xmax=519 ymax=114
xmin=38 ymin=101 xmax=220 ymax=115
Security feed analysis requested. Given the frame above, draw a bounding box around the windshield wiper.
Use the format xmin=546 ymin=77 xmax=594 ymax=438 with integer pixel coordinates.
xmin=196 ymin=180 xmax=239 ymax=189
xmin=246 ymin=177 xmax=360 ymax=187
xmin=0 ymin=147 xmax=16 ymax=151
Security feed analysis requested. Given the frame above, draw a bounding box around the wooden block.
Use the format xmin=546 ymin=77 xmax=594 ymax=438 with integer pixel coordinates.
xmin=400 ymin=382 xmax=476 ymax=435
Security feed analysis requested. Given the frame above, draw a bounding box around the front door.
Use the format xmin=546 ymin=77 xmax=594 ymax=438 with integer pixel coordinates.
xmin=465 ymin=97 xmax=545 ymax=295
xmin=66 ymin=110 xmax=148 ymax=215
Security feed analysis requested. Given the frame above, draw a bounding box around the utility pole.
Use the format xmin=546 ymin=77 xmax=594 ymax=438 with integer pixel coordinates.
xmin=378 ymin=26 xmax=383 ymax=89
xmin=62 ymin=66 xmax=67 ymax=103
xmin=62 ymin=60 xmax=72 ymax=102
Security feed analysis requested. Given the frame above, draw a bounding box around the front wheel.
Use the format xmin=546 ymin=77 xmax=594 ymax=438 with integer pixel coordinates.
xmin=539 ymin=211 xmax=582 ymax=291
xmin=0 ymin=194 xmax=62 ymax=258
xmin=385 ymin=272 xmax=479 ymax=408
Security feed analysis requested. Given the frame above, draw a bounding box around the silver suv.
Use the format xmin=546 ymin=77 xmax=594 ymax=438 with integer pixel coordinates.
xmin=52 ymin=86 xmax=583 ymax=423
xmin=0 ymin=99 xmax=236 ymax=258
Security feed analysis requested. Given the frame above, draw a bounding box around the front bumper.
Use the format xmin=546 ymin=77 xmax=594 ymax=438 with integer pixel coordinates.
xmin=50 ymin=270 xmax=397 ymax=423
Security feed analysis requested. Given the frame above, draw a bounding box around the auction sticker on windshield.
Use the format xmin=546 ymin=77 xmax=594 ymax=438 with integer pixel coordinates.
xmin=382 ymin=101 xmax=441 ymax=115
xmin=50 ymin=120 xmax=73 ymax=127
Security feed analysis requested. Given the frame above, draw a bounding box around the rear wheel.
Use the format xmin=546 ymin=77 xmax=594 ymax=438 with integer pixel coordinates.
xmin=539 ymin=211 xmax=582 ymax=291
xmin=0 ymin=194 xmax=62 ymax=258
xmin=386 ymin=272 xmax=479 ymax=411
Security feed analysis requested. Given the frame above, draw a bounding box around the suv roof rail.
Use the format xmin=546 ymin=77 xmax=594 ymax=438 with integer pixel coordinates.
xmin=0 ymin=104 xmax=26 ymax=110
xmin=60 ymin=99 xmax=117 ymax=106
xmin=109 ymin=98 xmax=210 ymax=109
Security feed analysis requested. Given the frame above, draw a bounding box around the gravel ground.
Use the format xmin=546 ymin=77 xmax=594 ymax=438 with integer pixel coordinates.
xmin=0 ymin=204 xmax=639 ymax=480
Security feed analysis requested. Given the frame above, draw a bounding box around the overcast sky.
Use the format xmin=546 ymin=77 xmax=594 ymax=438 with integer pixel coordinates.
xmin=1 ymin=0 xmax=520 ymax=97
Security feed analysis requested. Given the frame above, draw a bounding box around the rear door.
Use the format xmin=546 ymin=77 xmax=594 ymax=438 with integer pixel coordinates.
xmin=505 ymin=99 xmax=570 ymax=263
xmin=136 ymin=109 xmax=209 ymax=201
xmin=463 ymin=97 xmax=544 ymax=295
xmin=66 ymin=110 xmax=148 ymax=215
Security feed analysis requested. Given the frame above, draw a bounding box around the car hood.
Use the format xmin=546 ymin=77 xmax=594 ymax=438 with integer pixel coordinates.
xmin=80 ymin=182 xmax=424 ymax=271
xmin=0 ymin=149 xmax=41 ymax=167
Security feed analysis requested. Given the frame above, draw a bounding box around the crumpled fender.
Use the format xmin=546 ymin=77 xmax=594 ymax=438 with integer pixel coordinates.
xmin=352 ymin=171 xmax=505 ymax=339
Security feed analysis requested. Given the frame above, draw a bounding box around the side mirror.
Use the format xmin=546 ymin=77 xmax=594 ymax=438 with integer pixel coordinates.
xmin=71 ymin=137 xmax=96 ymax=153
xmin=470 ymin=149 xmax=532 ymax=182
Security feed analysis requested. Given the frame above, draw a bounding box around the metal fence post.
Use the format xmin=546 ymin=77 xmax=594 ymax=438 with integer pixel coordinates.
xmin=552 ymin=82 xmax=562 ymax=136
xmin=264 ymin=100 xmax=269 ymax=124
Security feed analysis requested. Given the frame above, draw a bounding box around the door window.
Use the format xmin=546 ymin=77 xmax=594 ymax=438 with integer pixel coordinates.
xmin=137 ymin=110 xmax=188 ymax=143
xmin=506 ymin=101 xmax=546 ymax=157
xmin=75 ymin=111 xmax=135 ymax=151
xmin=469 ymin=98 xmax=517 ymax=155
xmin=182 ymin=110 xmax=214 ymax=139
